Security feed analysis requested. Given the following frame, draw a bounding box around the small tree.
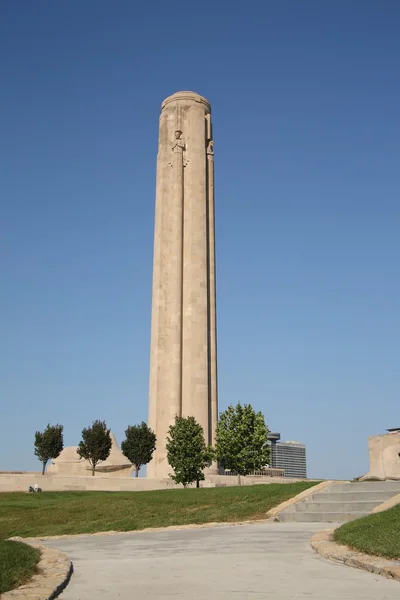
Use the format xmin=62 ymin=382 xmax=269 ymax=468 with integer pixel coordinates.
xmin=166 ymin=416 xmax=214 ymax=487
xmin=77 ymin=420 xmax=112 ymax=476
xmin=34 ymin=423 xmax=64 ymax=475
xmin=121 ymin=422 xmax=156 ymax=477
xmin=215 ymin=403 xmax=269 ymax=484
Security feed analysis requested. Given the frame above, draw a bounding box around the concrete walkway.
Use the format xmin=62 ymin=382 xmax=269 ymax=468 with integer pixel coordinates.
xmin=45 ymin=523 xmax=399 ymax=599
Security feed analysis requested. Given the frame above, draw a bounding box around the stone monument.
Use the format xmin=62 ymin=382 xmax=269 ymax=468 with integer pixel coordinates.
xmin=360 ymin=428 xmax=400 ymax=481
xmin=147 ymin=91 xmax=218 ymax=478
xmin=47 ymin=432 xmax=134 ymax=477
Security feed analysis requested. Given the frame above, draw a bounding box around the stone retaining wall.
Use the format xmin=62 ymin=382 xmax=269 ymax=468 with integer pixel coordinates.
xmin=0 ymin=472 xmax=310 ymax=493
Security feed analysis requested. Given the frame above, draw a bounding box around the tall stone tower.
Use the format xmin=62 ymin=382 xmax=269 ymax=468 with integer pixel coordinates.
xmin=147 ymin=91 xmax=218 ymax=478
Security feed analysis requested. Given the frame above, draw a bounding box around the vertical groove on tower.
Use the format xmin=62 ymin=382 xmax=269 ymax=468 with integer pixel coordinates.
xmin=178 ymin=107 xmax=185 ymax=423
xmin=205 ymin=117 xmax=212 ymax=445
xmin=206 ymin=120 xmax=218 ymax=452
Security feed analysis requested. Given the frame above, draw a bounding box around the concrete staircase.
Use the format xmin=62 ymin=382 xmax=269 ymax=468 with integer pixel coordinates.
xmin=277 ymin=481 xmax=400 ymax=523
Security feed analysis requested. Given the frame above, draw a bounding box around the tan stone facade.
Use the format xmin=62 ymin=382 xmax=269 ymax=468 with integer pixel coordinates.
xmin=147 ymin=91 xmax=218 ymax=478
xmin=360 ymin=430 xmax=400 ymax=481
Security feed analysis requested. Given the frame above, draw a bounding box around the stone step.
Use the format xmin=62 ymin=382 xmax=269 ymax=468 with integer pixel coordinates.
xmin=324 ymin=482 xmax=400 ymax=493
xmin=292 ymin=501 xmax=380 ymax=513
xmin=276 ymin=480 xmax=400 ymax=523
xmin=278 ymin=511 xmax=369 ymax=523
xmin=302 ymin=491 xmax=396 ymax=503
xmin=278 ymin=481 xmax=400 ymax=523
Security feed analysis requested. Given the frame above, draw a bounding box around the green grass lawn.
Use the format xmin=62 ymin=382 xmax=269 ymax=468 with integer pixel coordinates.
xmin=334 ymin=504 xmax=400 ymax=560
xmin=0 ymin=481 xmax=318 ymax=539
xmin=0 ymin=540 xmax=40 ymax=594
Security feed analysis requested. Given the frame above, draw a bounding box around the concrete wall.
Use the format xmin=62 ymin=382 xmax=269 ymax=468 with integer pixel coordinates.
xmin=0 ymin=473 xmax=311 ymax=493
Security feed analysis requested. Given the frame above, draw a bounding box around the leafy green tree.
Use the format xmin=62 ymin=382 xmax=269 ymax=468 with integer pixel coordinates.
xmin=34 ymin=423 xmax=64 ymax=475
xmin=166 ymin=416 xmax=214 ymax=487
xmin=215 ymin=403 xmax=269 ymax=484
xmin=77 ymin=420 xmax=112 ymax=476
xmin=121 ymin=422 xmax=156 ymax=477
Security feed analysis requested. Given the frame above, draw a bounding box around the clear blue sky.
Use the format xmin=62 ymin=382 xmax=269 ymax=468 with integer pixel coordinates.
xmin=1 ymin=1 xmax=399 ymax=480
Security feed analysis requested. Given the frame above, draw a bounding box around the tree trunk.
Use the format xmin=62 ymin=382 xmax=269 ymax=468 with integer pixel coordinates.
xmin=92 ymin=464 xmax=95 ymax=476
xmin=42 ymin=461 xmax=46 ymax=476
xmin=196 ymin=479 xmax=200 ymax=488
xmin=135 ymin=467 xmax=139 ymax=478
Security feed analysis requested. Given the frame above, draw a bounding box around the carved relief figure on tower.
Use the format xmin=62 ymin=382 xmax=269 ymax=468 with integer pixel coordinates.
xmin=168 ymin=130 xmax=186 ymax=168
xmin=207 ymin=140 xmax=214 ymax=156
xmin=171 ymin=130 xmax=185 ymax=153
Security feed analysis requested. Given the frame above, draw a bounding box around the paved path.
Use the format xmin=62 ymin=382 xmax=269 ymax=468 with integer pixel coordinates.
xmin=46 ymin=523 xmax=399 ymax=599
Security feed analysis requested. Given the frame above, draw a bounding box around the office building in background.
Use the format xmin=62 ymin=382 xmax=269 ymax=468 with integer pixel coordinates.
xmin=267 ymin=432 xmax=307 ymax=478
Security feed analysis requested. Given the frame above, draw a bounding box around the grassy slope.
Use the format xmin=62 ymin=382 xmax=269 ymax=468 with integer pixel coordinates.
xmin=334 ymin=504 xmax=400 ymax=560
xmin=0 ymin=482 xmax=318 ymax=539
xmin=0 ymin=540 xmax=40 ymax=594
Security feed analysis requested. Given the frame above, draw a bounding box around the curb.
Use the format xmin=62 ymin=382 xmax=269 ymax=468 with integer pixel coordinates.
xmin=311 ymin=530 xmax=400 ymax=582
xmin=7 ymin=518 xmax=277 ymax=543
xmin=372 ymin=492 xmax=400 ymax=514
xmin=2 ymin=541 xmax=73 ymax=600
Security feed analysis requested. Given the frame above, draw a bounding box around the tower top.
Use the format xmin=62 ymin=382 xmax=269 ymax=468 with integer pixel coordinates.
xmin=161 ymin=91 xmax=211 ymax=112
